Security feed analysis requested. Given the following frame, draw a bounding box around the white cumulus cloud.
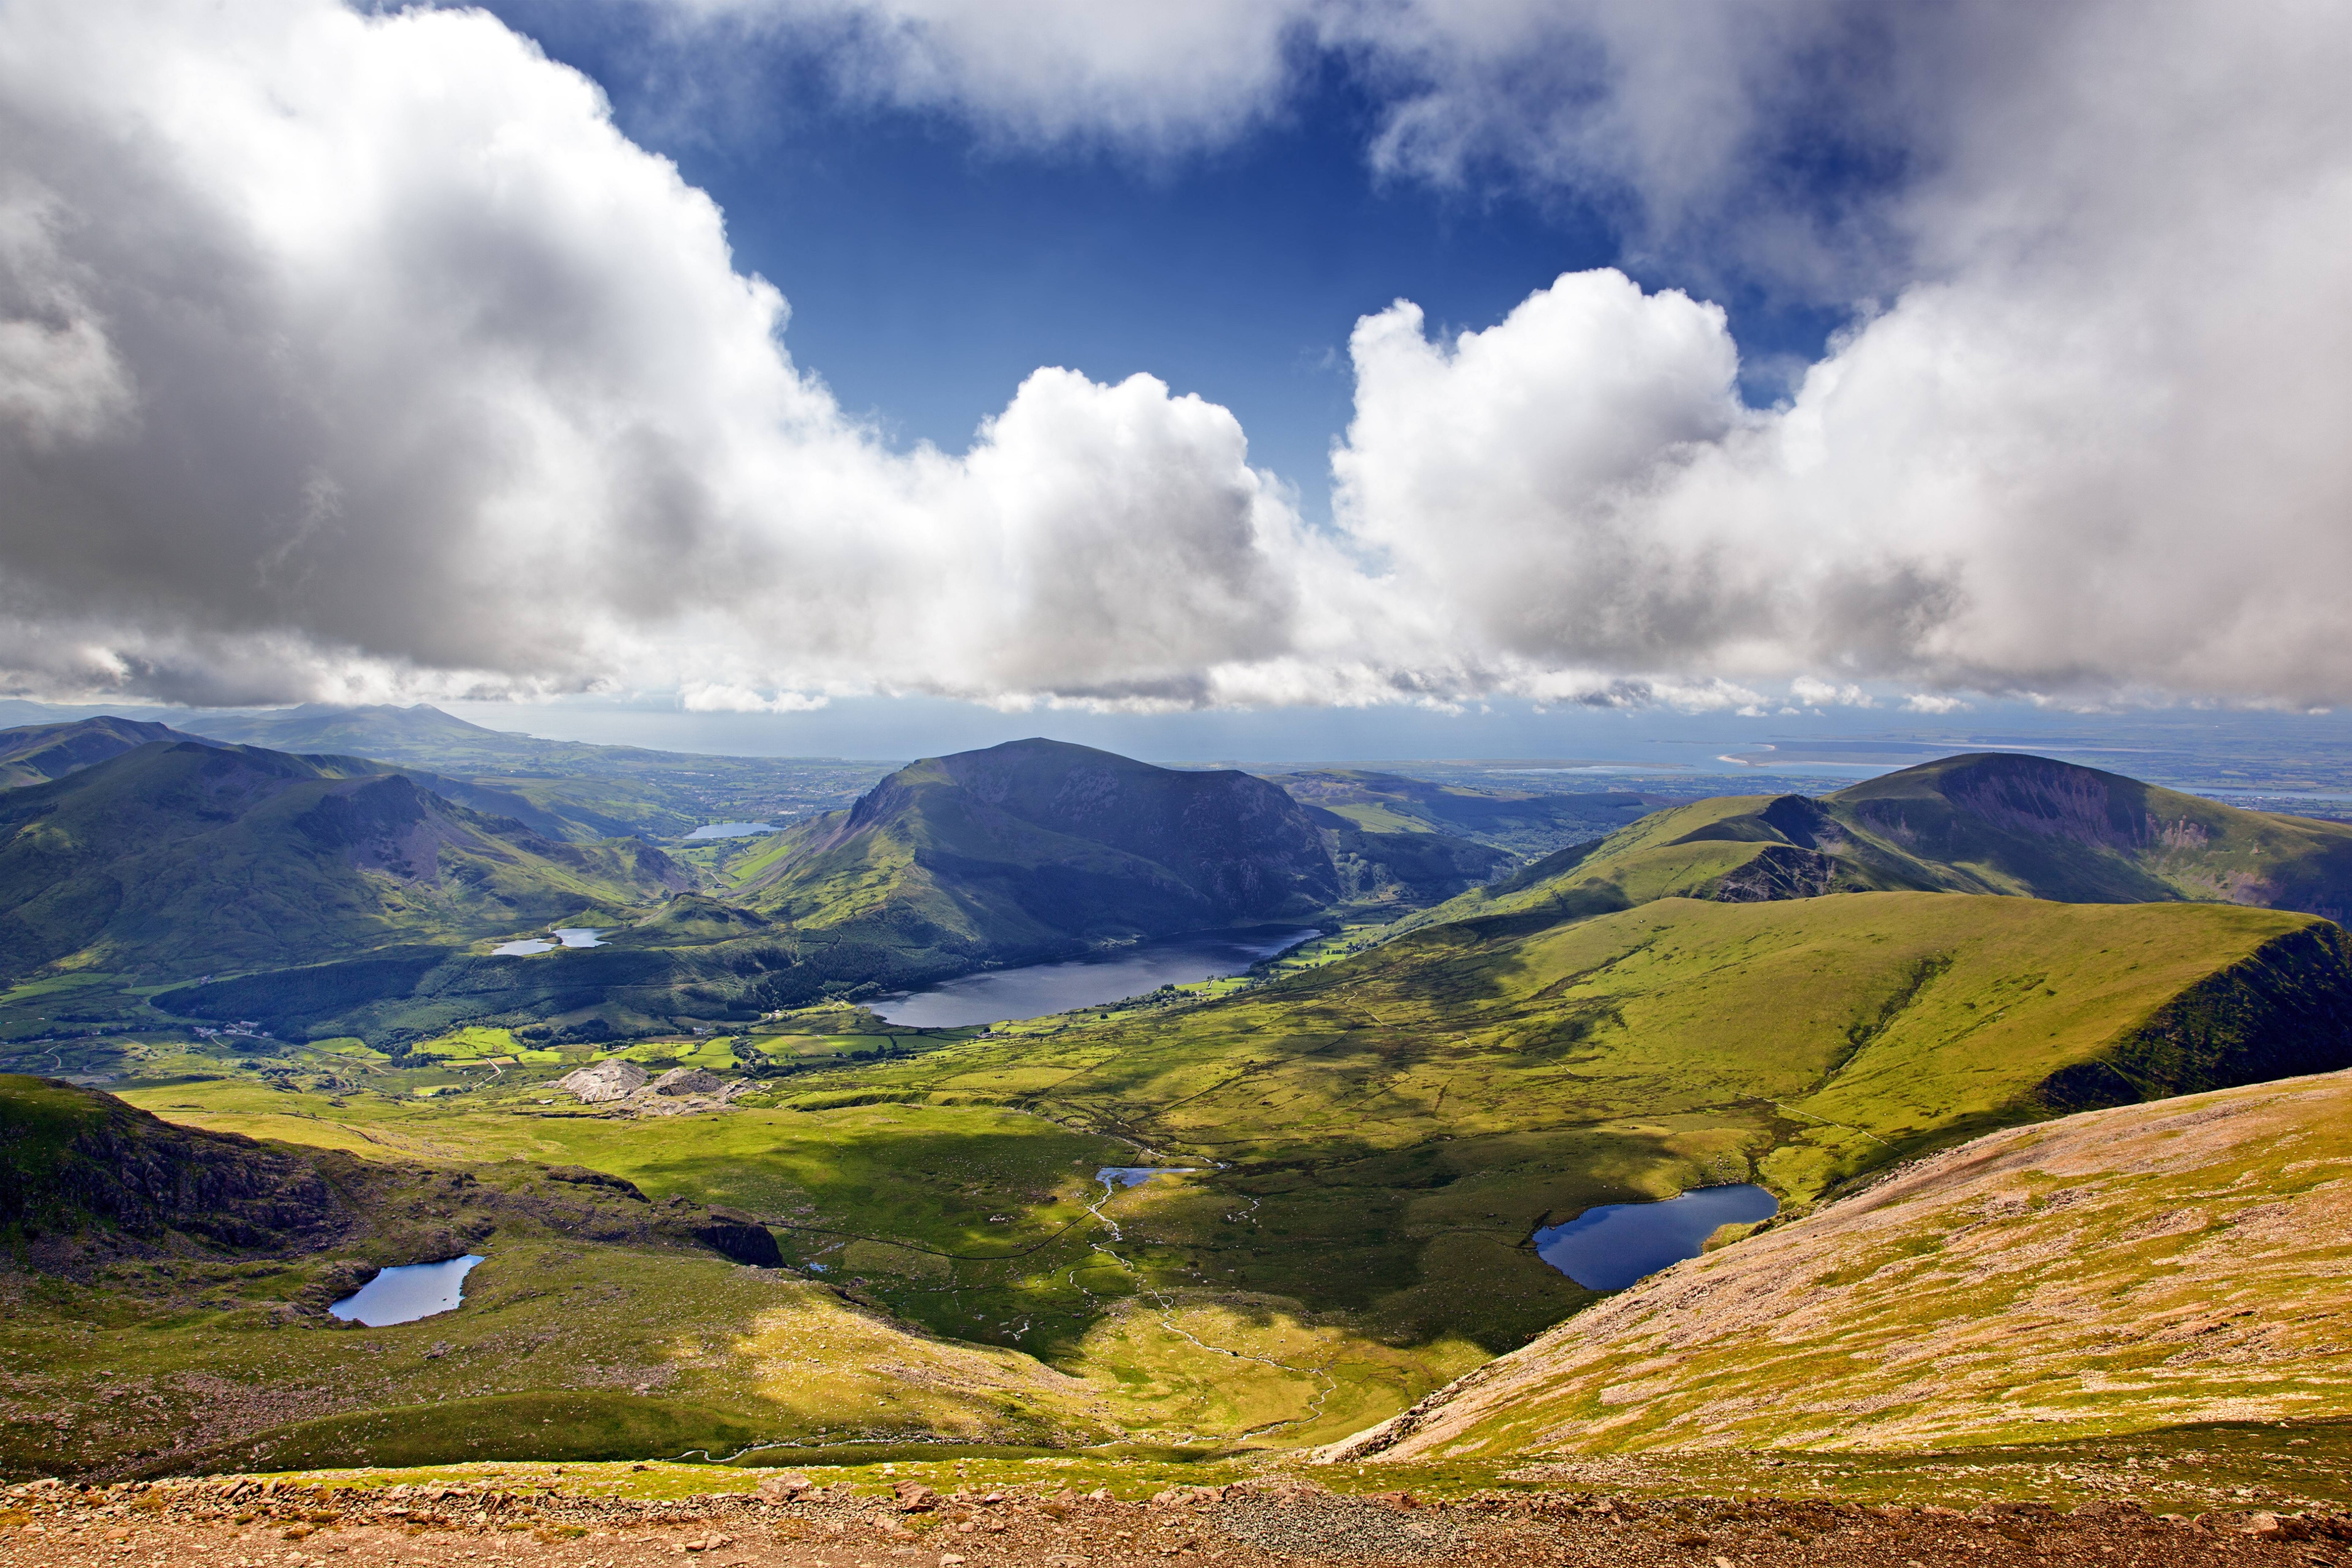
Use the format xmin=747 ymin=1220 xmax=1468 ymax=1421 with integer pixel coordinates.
xmin=0 ymin=0 xmax=1315 ymax=708
xmin=2 ymin=0 xmax=2350 ymax=714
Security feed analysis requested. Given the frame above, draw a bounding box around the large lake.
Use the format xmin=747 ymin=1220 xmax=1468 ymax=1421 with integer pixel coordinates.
xmin=871 ymin=927 xmax=1316 ymax=1028
xmin=1534 ymin=1184 xmax=1780 ymax=1291
xmin=328 ymin=1254 xmax=485 ymax=1326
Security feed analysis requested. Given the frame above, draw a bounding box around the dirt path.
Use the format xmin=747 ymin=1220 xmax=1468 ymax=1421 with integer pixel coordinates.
xmin=4 ymin=1479 xmax=2345 ymax=1568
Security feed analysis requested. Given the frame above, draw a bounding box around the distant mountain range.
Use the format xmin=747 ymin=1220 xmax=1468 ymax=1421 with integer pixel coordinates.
xmin=0 ymin=701 xmax=889 ymax=841
xmin=1271 ymin=768 xmax=1664 ymax=855
xmin=9 ymin=719 xmax=2352 ymax=1050
xmin=0 ymin=716 xmax=190 ymax=789
xmin=0 ymin=727 xmax=1518 ymax=1040
xmin=11 ymin=720 xmax=2352 ymax=1479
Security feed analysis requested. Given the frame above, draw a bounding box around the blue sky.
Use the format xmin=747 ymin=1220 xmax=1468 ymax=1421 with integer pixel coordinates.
xmin=474 ymin=1 xmax=1858 ymax=516
xmin=487 ymin=6 xmax=1603 ymax=512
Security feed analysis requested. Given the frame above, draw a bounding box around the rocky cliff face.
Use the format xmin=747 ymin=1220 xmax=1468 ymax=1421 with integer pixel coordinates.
xmin=0 ymin=1075 xmax=353 ymax=1257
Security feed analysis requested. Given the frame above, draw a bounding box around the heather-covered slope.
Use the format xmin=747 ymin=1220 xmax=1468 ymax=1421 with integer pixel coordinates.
xmin=1323 ymin=1066 xmax=2352 ymax=1462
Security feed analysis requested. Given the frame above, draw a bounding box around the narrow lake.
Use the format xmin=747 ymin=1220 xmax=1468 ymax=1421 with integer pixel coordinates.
xmin=1533 ymin=1184 xmax=1780 ymax=1291
xmin=871 ymin=927 xmax=1315 ymax=1028
xmin=1097 ymin=1166 xmax=1200 ymax=1189
xmin=492 ymin=928 xmax=605 ymax=956
xmin=328 ymin=1254 xmax=485 ymax=1326
xmin=687 ymin=821 xmax=776 ymax=839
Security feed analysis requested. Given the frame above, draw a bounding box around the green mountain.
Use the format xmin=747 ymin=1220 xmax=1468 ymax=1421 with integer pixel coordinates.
xmin=173 ymin=703 xmax=891 ymax=841
xmin=178 ymin=702 xmax=529 ymax=759
xmin=0 ymin=716 xmax=193 ymax=788
xmin=1324 ymin=1064 xmax=2352 ymax=1461
xmin=0 ymin=715 xmax=608 ymax=843
xmin=736 ymin=738 xmax=1507 ymax=985
xmin=1830 ymin=750 xmax=2352 ymax=910
xmin=1416 ymin=751 xmax=2352 ymax=931
xmin=0 ymin=740 xmax=688 ymax=997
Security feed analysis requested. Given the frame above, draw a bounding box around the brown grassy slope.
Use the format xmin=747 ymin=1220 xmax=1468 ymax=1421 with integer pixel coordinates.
xmin=1324 ymin=1065 xmax=2352 ymax=1461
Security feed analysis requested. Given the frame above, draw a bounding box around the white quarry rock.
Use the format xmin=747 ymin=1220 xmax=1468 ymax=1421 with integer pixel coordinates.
xmin=554 ymin=1059 xmax=649 ymax=1104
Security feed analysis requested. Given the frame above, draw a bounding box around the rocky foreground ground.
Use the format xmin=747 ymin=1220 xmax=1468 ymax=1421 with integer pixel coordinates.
xmin=3 ymin=1475 xmax=2349 ymax=1568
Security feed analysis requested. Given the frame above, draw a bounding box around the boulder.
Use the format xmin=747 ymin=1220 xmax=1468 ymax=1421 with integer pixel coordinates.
xmin=650 ymin=1066 xmax=724 ymax=1097
xmin=555 ymin=1061 xmax=648 ymax=1104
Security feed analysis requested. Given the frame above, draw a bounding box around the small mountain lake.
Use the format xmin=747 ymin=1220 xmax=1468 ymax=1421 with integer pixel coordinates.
xmin=328 ymin=1254 xmax=485 ymax=1326
xmin=1534 ymin=1184 xmax=1780 ymax=1291
xmin=491 ymin=928 xmax=605 ymax=956
xmin=686 ymin=821 xmax=776 ymax=839
xmin=1097 ymin=1166 xmax=1200 ymax=1189
xmin=870 ymin=927 xmax=1315 ymax=1028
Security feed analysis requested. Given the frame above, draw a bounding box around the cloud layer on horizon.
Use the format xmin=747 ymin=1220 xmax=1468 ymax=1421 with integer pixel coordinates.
xmin=1 ymin=0 xmax=2349 ymax=713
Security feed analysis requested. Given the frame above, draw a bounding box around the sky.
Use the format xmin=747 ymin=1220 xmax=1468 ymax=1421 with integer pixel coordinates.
xmin=1 ymin=1 xmax=2350 ymax=756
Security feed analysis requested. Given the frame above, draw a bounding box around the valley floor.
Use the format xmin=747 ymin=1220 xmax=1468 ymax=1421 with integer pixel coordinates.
xmin=3 ymin=1466 xmax=2347 ymax=1568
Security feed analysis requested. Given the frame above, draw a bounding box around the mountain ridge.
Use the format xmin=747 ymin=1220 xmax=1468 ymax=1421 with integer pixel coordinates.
xmin=1408 ymin=750 xmax=2352 ymax=934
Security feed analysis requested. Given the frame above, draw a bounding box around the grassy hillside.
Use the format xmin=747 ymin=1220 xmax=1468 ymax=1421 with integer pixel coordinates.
xmin=41 ymin=885 xmax=2351 ymax=1472
xmin=1325 ymin=1065 xmax=2352 ymax=1461
xmin=176 ymin=703 xmax=891 ymax=841
xmin=642 ymin=891 xmax=2352 ymax=1371
xmin=1412 ymin=751 xmax=2352 ymax=933
xmin=0 ymin=741 xmax=696 ymax=1038
xmin=0 ymin=716 xmax=194 ymax=788
xmin=1830 ymin=750 xmax=2352 ymax=913
xmin=737 ymin=739 xmax=1502 ymax=989
xmin=0 ymin=1075 xmax=1114 ymax=1478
